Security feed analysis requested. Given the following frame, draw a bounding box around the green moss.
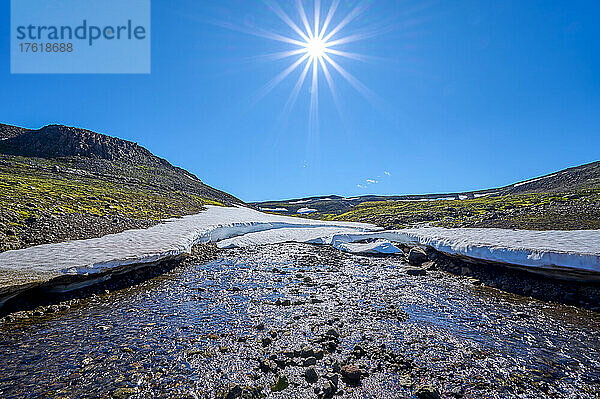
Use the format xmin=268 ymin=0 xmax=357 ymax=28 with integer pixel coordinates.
xmin=0 ymin=160 xmax=224 ymax=227
xmin=324 ymin=190 xmax=600 ymax=230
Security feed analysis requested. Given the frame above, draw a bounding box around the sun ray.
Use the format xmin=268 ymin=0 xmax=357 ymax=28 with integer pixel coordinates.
xmin=254 ymin=53 xmax=310 ymax=103
xmin=296 ymin=0 xmax=314 ymax=39
xmin=323 ymin=48 xmax=370 ymax=62
xmin=212 ymin=20 xmax=306 ymax=47
xmin=262 ymin=0 xmax=311 ymax=43
xmin=250 ymin=48 xmax=308 ymax=63
xmin=325 ymin=32 xmax=372 ymax=47
xmin=318 ymin=56 xmax=341 ymax=113
xmin=309 ymin=56 xmax=320 ymax=134
xmin=325 ymin=22 xmax=401 ymax=47
xmin=322 ymin=53 xmax=378 ymax=105
xmin=314 ymin=0 xmax=321 ymax=38
xmin=281 ymin=57 xmax=312 ymax=119
xmin=319 ymin=0 xmax=340 ymax=40
xmin=322 ymin=2 xmax=369 ymax=42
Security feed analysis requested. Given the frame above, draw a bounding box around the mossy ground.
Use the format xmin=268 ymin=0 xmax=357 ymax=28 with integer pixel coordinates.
xmin=0 ymin=155 xmax=223 ymax=251
xmin=319 ymin=191 xmax=600 ymax=230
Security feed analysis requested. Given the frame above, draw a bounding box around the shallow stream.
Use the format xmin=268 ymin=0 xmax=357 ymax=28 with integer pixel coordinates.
xmin=1 ymin=243 xmax=599 ymax=398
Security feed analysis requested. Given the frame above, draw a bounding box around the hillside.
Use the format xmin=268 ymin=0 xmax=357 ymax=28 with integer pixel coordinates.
xmin=0 ymin=123 xmax=242 ymax=252
xmin=253 ymin=161 xmax=600 ymax=230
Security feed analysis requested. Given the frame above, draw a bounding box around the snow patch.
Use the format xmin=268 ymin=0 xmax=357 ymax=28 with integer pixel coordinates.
xmin=297 ymin=207 xmax=318 ymax=214
xmin=397 ymin=197 xmax=456 ymax=202
xmin=1 ymin=206 xmax=599 ymax=284
xmin=514 ymin=173 xmax=558 ymax=187
xmin=288 ymin=199 xmax=312 ymax=204
xmin=0 ymin=206 xmax=374 ymax=276
xmin=259 ymin=207 xmax=288 ymax=212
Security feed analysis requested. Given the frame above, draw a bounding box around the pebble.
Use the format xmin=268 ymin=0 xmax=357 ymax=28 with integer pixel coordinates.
xmin=449 ymin=385 xmax=465 ymax=397
xmin=340 ymin=364 xmax=361 ymax=382
xmin=515 ymin=311 xmax=531 ymax=318
xmin=303 ymin=356 xmax=317 ymax=366
xmin=112 ymin=387 xmax=137 ymax=398
xmin=304 ymin=367 xmax=318 ymax=383
xmin=415 ymin=384 xmax=441 ymax=399
xmin=221 ymin=383 xmax=242 ymax=399
xmin=300 ymin=345 xmax=315 ymax=358
xmin=407 ymin=269 xmax=427 ymax=276
xmin=270 ymin=375 xmax=289 ymax=392
xmin=325 ymin=372 xmax=339 ymax=388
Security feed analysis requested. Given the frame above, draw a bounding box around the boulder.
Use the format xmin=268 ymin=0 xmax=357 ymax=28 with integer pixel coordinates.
xmin=408 ymin=247 xmax=428 ymax=266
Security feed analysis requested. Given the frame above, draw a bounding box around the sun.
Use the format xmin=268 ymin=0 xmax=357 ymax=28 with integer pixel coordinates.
xmin=219 ymin=0 xmax=382 ymax=127
xmin=305 ymin=37 xmax=327 ymax=59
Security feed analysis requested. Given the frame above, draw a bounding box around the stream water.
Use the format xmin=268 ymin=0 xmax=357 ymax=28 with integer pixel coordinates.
xmin=0 ymin=243 xmax=599 ymax=398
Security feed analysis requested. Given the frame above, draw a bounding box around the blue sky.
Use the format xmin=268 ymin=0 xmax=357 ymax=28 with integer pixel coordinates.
xmin=1 ymin=0 xmax=599 ymax=202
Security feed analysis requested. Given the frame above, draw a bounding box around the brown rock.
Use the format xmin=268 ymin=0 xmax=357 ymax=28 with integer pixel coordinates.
xmin=340 ymin=364 xmax=361 ymax=382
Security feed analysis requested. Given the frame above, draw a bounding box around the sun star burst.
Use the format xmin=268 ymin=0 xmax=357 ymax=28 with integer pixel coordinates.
xmin=243 ymin=0 xmax=377 ymax=126
xmin=305 ymin=37 xmax=327 ymax=59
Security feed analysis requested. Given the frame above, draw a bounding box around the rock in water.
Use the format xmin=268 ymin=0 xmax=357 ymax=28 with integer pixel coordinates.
xmin=271 ymin=375 xmax=289 ymax=392
xmin=408 ymin=247 xmax=428 ymax=266
xmin=303 ymin=356 xmax=317 ymax=366
xmin=305 ymin=367 xmax=318 ymax=383
xmin=112 ymin=387 xmax=137 ymax=399
xmin=221 ymin=384 xmax=242 ymax=399
xmin=406 ymin=268 xmax=427 ymax=276
xmin=340 ymin=364 xmax=361 ymax=383
xmin=415 ymin=384 xmax=441 ymax=399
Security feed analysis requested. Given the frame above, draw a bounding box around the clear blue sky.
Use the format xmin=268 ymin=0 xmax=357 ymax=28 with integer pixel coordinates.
xmin=1 ymin=0 xmax=599 ymax=201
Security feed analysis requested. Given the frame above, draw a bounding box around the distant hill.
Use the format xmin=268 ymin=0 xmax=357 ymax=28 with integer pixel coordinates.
xmin=253 ymin=161 xmax=600 ymax=216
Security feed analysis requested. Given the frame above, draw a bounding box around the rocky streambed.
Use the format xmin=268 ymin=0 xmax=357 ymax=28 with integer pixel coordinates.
xmin=0 ymin=243 xmax=599 ymax=398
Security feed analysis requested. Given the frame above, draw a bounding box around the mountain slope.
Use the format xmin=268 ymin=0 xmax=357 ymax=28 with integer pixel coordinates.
xmin=0 ymin=123 xmax=241 ymax=205
xmin=0 ymin=123 xmax=243 ymax=252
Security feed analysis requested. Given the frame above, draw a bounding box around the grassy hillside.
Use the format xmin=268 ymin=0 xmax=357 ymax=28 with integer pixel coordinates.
xmin=323 ymin=190 xmax=600 ymax=230
xmin=255 ymin=160 xmax=600 ymax=230
xmin=0 ymin=123 xmax=242 ymax=252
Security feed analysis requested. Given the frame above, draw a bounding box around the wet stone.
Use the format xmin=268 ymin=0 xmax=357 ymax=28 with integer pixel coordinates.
xmin=299 ymin=345 xmax=315 ymax=358
xmin=220 ymin=383 xmax=242 ymax=399
xmin=305 ymin=367 xmax=318 ymax=383
xmin=303 ymin=356 xmax=317 ymax=366
xmin=112 ymin=387 xmax=137 ymax=398
xmin=340 ymin=364 xmax=362 ymax=382
xmin=325 ymin=372 xmax=339 ymax=388
xmin=275 ymin=299 xmax=291 ymax=306
xmin=270 ymin=375 xmax=289 ymax=392
xmin=449 ymin=385 xmax=465 ymax=397
xmin=408 ymin=247 xmax=428 ymax=266
xmin=415 ymin=384 xmax=441 ymax=399
xmin=407 ymin=268 xmax=427 ymax=276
